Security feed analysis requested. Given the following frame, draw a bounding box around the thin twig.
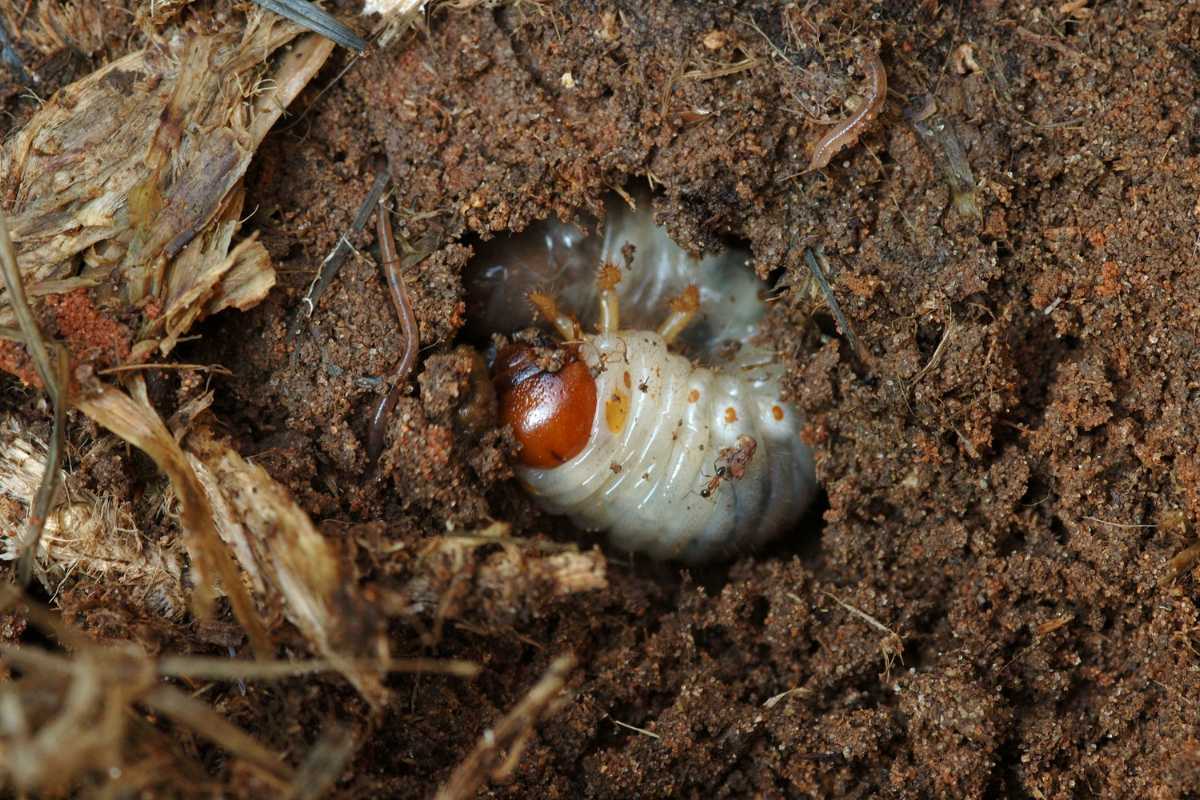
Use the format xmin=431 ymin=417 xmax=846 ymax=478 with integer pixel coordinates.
xmin=97 ymin=362 xmax=232 ymax=376
xmin=911 ymin=319 xmax=954 ymax=388
xmin=288 ymin=170 xmax=390 ymax=351
xmin=608 ymin=717 xmax=660 ymax=739
xmin=1081 ymin=516 xmax=1157 ymax=530
xmin=0 ymin=210 xmax=67 ymax=586
xmin=823 ymin=591 xmax=904 ymax=677
xmin=251 ymin=0 xmax=366 ymax=52
xmin=142 ymin=685 xmax=294 ymax=779
xmin=682 ymin=57 xmax=759 ymax=81
xmin=804 ymin=247 xmax=868 ymax=367
xmin=156 ymin=654 xmax=480 ymax=681
xmin=435 ymin=655 xmax=576 ymax=800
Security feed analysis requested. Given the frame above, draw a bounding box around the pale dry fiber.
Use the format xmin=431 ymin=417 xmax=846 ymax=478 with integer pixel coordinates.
xmin=0 ymin=414 xmax=188 ymax=618
xmin=73 ymin=371 xmax=273 ymax=657
xmin=0 ymin=0 xmax=109 ymax=59
xmin=0 ymin=11 xmax=333 ymax=360
xmin=0 ymin=588 xmax=290 ymax=794
xmin=0 ymin=6 xmax=340 ymax=662
xmin=397 ymin=521 xmax=608 ymax=628
xmin=361 ymin=0 xmax=426 ymax=45
xmin=0 ymin=582 xmax=478 ymax=795
xmin=186 ymin=425 xmax=392 ymax=707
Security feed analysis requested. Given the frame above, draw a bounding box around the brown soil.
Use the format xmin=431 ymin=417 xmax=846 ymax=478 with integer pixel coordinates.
xmin=7 ymin=0 xmax=1200 ymax=797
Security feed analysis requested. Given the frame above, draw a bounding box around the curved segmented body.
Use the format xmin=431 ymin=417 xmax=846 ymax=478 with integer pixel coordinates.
xmin=520 ymin=329 xmax=816 ymax=563
xmin=473 ymin=196 xmax=819 ymax=563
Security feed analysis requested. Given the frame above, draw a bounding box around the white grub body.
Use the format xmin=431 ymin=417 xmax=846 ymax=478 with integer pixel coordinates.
xmin=470 ymin=195 xmax=819 ymax=562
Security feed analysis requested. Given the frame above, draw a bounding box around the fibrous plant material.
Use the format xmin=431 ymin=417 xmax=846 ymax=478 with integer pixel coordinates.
xmin=0 ymin=210 xmax=67 ymax=585
xmin=5 ymin=0 xmax=110 ymax=58
xmin=0 ymin=584 xmax=286 ymax=795
xmin=0 ymin=12 xmax=333 ymax=361
xmin=361 ymin=0 xmax=427 ymax=46
xmin=186 ymin=425 xmax=392 ymax=707
xmin=0 ymin=7 xmax=340 ymax=654
xmin=73 ymin=373 xmax=272 ymax=657
xmin=0 ymin=586 xmax=478 ymax=795
xmin=396 ymin=522 xmax=607 ymax=631
xmin=0 ymin=415 xmax=188 ymax=618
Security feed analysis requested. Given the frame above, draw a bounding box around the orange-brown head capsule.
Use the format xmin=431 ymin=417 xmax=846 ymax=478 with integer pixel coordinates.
xmin=493 ymin=344 xmax=597 ymax=469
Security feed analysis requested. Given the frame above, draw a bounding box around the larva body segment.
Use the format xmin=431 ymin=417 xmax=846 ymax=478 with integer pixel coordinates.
xmin=472 ymin=195 xmax=819 ymax=563
xmin=519 ymin=331 xmax=816 ymax=563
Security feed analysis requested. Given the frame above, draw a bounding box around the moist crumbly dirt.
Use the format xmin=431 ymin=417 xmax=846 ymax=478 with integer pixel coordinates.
xmin=8 ymin=0 xmax=1200 ymax=796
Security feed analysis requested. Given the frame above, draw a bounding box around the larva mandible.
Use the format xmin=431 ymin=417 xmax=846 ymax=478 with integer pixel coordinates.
xmin=468 ymin=196 xmax=818 ymax=563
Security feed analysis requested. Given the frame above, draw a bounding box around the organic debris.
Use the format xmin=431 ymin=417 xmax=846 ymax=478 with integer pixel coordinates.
xmin=186 ymin=424 xmax=392 ymax=707
xmin=0 ymin=11 xmax=332 ymax=361
xmin=251 ymin=0 xmax=366 ymax=52
xmin=0 ymin=414 xmax=187 ymax=619
xmin=73 ymin=372 xmax=272 ymax=655
xmin=0 ymin=210 xmax=66 ymax=583
xmin=434 ymin=654 xmax=575 ymax=800
xmin=395 ymin=522 xmax=608 ymax=635
xmin=0 ymin=585 xmax=477 ymax=796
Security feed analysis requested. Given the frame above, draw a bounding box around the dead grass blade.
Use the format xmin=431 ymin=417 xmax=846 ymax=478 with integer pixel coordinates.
xmin=73 ymin=374 xmax=272 ymax=658
xmin=187 ymin=425 xmax=392 ymax=707
xmin=141 ymin=686 xmax=294 ymax=780
xmin=435 ymin=654 xmax=576 ymax=800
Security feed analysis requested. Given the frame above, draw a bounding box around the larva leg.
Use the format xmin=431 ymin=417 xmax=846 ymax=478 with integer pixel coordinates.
xmin=657 ymin=285 xmax=700 ymax=344
xmin=529 ymin=291 xmax=581 ymax=340
xmin=596 ymin=263 xmax=621 ymax=333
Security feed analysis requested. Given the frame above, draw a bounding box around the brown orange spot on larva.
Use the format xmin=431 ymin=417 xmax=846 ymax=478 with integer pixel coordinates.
xmin=688 ymin=389 xmax=700 ymax=403
xmin=606 ymin=390 xmax=630 ymax=433
xmin=725 ymin=407 xmax=738 ymax=423
xmin=772 ymin=405 xmax=784 ymax=421
xmin=623 ymin=370 xmax=632 ymax=388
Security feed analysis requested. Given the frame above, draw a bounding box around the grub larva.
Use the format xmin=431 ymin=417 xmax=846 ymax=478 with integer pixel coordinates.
xmin=470 ymin=197 xmax=818 ymax=563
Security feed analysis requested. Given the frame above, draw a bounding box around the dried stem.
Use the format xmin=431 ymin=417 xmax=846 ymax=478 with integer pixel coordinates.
xmin=0 ymin=210 xmax=68 ymax=587
xmin=288 ymin=170 xmax=391 ymax=350
xmin=156 ymin=654 xmax=480 ymax=681
xmin=804 ymin=247 xmax=868 ymax=368
xmin=435 ymin=654 xmax=576 ymax=800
